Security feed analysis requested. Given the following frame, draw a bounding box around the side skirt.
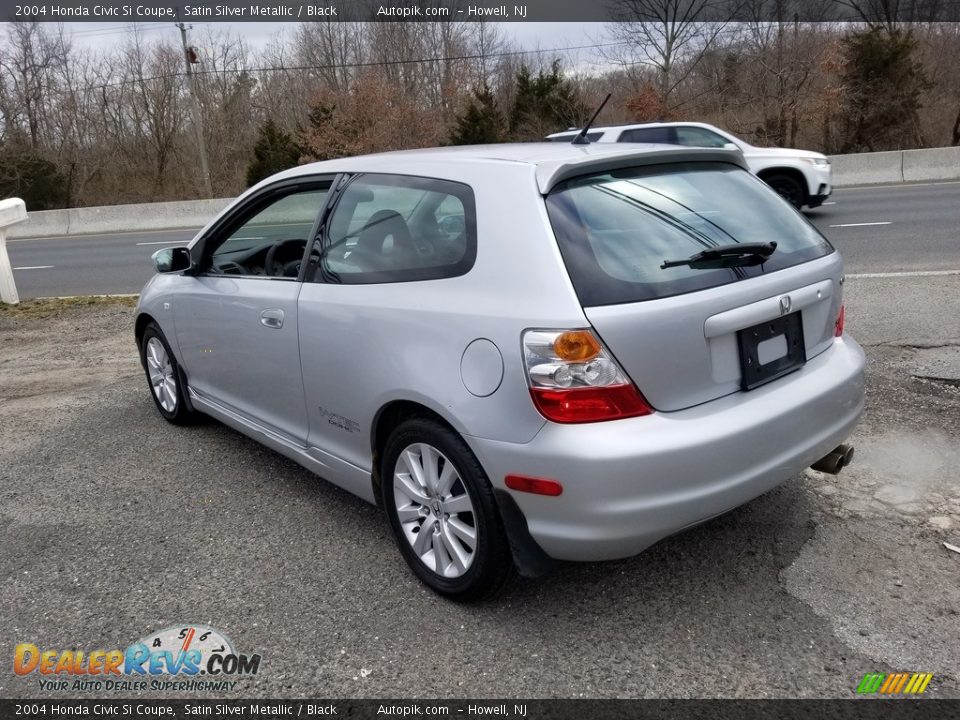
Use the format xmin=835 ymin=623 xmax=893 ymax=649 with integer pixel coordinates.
xmin=189 ymin=390 xmax=377 ymax=504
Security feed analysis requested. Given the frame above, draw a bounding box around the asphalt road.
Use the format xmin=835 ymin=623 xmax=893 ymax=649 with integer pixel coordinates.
xmin=804 ymin=180 xmax=960 ymax=274
xmin=6 ymin=228 xmax=198 ymax=298
xmin=1 ymin=273 xmax=958 ymax=699
xmin=5 ymin=180 xmax=960 ymax=298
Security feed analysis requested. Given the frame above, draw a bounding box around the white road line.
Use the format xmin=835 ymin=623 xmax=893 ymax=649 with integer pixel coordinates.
xmin=13 ymin=265 xmax=54 ymax=270
xmin=828 ymin=221 xmax=892 ymax=227
xmin=135 ymin=238 xmax=262 ymax=246
xmin=839 ymin=179 xmax=960 ymax=191
xmin=847 ymin=270 xmax=960 ymax=278
xmin=822 ymin=201 xmax=836 ymax=205
xmin=11 ymin=222 xmax=308 ymax=243
xmin=9 ymin=228 xmax=202 ymax=242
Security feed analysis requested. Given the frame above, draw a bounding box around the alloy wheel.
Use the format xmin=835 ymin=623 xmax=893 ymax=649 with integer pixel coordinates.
xmin=145 ymin=337 xmax=178 ymax=413
xmin=393 ymin=443 xmax=478 ymax=578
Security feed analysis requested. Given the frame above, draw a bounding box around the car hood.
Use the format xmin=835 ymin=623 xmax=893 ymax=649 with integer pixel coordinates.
xmin=743 ymin=145 xmax=827 ymax=161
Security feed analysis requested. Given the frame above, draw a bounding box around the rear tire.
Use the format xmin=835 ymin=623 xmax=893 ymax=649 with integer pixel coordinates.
xmin=764 ymin=173 xmax=806 ymax=209
xmin=381 ymin=417 xmax=514 ymax=601
xmin=140 ymin=322 xmax=199 ymax=425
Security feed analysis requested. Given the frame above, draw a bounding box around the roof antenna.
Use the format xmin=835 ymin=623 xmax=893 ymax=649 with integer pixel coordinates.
xmin=571 ymin=93 xmax=612 ymax=145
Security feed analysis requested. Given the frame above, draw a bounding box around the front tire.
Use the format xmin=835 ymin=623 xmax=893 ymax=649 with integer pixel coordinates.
xmin=381 ymin=417 xmax=514 ymax=601
xmin=765 ymin=173 xmax=806 ymax=208
xmin=140 ymin=322 xmax=199 ymax=425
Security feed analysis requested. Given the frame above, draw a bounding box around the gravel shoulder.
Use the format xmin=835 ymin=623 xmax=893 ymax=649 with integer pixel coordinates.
xmin=0 ymin=287 xmax=957 ymax=699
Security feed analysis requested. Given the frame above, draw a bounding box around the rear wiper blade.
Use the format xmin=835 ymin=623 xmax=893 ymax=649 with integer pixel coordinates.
xmin=661 ymin=242 xmax=777 ymax=270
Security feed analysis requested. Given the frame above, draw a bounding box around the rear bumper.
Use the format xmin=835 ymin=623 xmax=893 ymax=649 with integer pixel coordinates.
xmin=469 ymin=337 xmax=865 ymax=562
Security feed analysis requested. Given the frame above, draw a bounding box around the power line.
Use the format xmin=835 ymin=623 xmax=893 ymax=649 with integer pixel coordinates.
xmin=68 ymin=24 xmax=168 ymax=38
xmin=39 ymin=40 xmax=633 ymax=96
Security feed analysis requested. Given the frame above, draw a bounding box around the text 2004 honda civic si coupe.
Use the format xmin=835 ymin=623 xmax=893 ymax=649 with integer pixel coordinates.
xmin=136 ymin=143 xmax=864 ymax=600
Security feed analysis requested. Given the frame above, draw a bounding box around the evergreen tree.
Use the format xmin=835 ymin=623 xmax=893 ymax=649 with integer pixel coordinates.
xmin=0 ymin=144 xmax=68 ymax=210
xmin=449 ymin=85 xmax=504 ymax=145
xmin=838 ymin=28 xmax=929 ymax=152
xmin=508 ymin=61 xmax=586 ymax=140
xmin=245 ymin=119 xmax=301 ymax=187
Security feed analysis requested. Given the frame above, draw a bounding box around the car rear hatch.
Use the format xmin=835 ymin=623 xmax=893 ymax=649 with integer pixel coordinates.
xmin=544 ymin=160 xmax=842 ymax=412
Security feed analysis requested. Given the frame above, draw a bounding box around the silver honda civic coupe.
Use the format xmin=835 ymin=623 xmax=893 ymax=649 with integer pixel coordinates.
xmin=136 ymin=143 xmax=865 ymax=600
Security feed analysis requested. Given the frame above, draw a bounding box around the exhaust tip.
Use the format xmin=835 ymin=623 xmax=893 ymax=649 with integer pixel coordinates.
xmin=811 ymin=444 xmax=854 ymax=475
xmin=840 ymin=444 xmax=855 ymax=466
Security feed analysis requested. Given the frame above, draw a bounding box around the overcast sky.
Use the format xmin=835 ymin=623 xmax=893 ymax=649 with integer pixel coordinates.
xmin=57 ymin=20 xmax=605 ymax=49
xmin=45 ymin=20 xmax=614 ymax=73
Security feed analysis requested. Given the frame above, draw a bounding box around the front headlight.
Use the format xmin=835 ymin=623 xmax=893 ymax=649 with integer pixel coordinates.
xmin=809 ymin=157 xmax=830 ymax=167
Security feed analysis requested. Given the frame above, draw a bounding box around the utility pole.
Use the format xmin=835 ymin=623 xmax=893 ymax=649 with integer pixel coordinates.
xmin=176 ymin=12 xmax=213 ymax=197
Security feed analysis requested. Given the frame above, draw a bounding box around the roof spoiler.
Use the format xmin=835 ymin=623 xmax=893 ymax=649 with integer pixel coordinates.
xmin=535 ymin=147 xmax=749 ymax=194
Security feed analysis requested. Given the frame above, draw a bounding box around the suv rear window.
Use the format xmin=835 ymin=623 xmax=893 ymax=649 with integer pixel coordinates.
xmin=617 ymin=127 xmax=674 ymax=144
xmin=545 ymin=162 xmax=832 ymax=305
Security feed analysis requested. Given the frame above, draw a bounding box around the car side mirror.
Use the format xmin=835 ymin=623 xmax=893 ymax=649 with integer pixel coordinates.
xmin=723 ymin=142 xmax=740 ymax=152
xmin=152 ymin=246 xmax=192 ymax=274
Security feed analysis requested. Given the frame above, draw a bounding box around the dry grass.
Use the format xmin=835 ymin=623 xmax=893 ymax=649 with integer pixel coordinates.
xmin=0 ymin=295 xmax=137 ymax=320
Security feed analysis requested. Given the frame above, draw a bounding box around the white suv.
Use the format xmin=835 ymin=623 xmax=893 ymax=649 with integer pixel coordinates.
xmin=546 ymin=122 xmax=832 ymax=209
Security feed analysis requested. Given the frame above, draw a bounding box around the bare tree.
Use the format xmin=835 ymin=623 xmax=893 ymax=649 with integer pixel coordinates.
xmin=605 ymin=0 xmax=733 ymax=111
xmin=192 ymin=28 xmax=256 ymax=193
xmin=716 ymin=4 xmax=834 ymax=146
xmin=299 ymin=68 xmax=445 ymax=160
xmin=291 ymin=20 xmax=364 ymax=94
xmin=472 ymin=20 xmax=506 ymax=88
xmin=0 ymin=21 xmax=68 ymax=148
xmin=117 ymin=32 xmax=186 ymax=197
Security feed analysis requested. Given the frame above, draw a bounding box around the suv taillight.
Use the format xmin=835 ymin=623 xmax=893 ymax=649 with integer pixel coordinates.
xmin=835 ymin=304 xmax=845 ymax=337
xmin=522 ymin=329 xmax=652 ymax=423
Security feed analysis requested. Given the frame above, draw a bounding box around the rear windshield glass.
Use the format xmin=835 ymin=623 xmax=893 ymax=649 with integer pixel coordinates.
xmin=545 ymin=162 xmax=833 ymax=305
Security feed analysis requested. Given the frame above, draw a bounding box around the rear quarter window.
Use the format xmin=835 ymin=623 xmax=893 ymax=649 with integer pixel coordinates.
xmin=545 ymin=162 xmax=833 ymax=305
xmin=318 ymin=173 xmax=477 ymax=284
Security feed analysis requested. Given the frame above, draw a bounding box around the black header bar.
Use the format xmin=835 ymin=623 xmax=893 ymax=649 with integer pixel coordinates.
xmin=2 ymin=0 xmax=960 ymax=23
xmin=2 ymin=699 xmax=960 ymax=720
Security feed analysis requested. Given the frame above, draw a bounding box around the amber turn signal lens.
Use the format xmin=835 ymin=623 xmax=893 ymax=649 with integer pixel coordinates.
xmin=553 ymin=330 xmax=602 ymax=362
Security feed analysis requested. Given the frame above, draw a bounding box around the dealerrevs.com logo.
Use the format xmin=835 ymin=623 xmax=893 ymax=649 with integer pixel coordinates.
xmin=13 ymin=624 xmax=261 ymax=692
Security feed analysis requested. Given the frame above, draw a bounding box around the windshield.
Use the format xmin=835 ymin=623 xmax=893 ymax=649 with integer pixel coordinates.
xmin=545 ymin=162 xmax=832 ymax=305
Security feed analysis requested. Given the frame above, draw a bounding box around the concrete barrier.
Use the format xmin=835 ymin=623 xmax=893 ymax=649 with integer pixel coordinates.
xmin=902 ymin=145 xmax=960 ymax=183
xmin=5 ymin=145 xmax=959 ymax=238
xmin=7 ymin=197 xmax=233 ymax=240
xmin=830 ymin=149 xmax=903 ymax=186
xmin=831 ymin=145 xmax=960 ymax=187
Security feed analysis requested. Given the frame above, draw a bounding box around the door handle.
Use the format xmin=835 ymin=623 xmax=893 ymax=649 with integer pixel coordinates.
xmin=260 ymin=308 xmax=284 ymax=329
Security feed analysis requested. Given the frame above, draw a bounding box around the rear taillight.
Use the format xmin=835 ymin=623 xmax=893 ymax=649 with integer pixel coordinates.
xmin=835 ymin=304 xmax=845 ymax=337
xmin=522 ymin=329 xmax=653 ymax=423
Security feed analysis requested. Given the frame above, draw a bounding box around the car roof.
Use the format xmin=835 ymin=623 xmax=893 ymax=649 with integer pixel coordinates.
xmin=546 ymin=122 xmax=724 ymax=138
xmin=266 ymin=142 xmax=748 ymax=194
